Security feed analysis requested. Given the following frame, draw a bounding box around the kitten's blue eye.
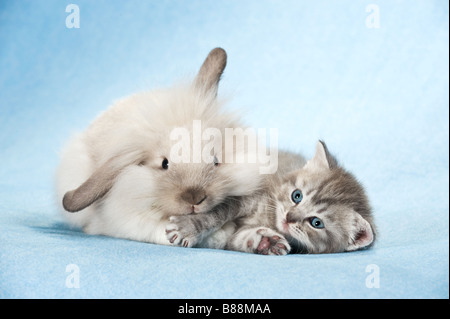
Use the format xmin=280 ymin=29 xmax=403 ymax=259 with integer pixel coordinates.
xmin=310 ymin=217 xmax=324 ymax=229
xmin=291 ymin=189 xmax=303 ymax=204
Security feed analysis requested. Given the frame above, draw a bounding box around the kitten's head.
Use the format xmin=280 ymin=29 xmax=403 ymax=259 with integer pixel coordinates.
xmin=274 ymin=141 xmax=376 ymax=253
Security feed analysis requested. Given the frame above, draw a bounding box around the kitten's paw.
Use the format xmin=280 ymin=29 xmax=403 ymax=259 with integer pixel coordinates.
xmin=165 ymin=216 xmax=201 ymax=248
xmin=250 ymin=228 xmax=291 ymax=255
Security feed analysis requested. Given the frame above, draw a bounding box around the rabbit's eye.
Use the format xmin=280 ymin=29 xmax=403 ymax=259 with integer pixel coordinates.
xmin=162 ymin=158 xmax=169 ymax=170
xmin=213 ymin=155 xmax=219 ymax=167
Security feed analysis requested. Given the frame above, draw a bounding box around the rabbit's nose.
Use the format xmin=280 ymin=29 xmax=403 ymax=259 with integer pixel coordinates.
xmin=180 ymin=187 xmax=207 ymax=206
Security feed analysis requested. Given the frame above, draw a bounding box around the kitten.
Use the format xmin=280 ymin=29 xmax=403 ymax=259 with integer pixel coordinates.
xmin=226 ymin=141 xmax=376 ymax=254
xmin=166 ymin=141 xmax=376 ymax=255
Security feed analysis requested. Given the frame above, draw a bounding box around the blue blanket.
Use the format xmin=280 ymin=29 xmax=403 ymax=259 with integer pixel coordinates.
xmin=0 ymin=0 xmax=448 ymax=298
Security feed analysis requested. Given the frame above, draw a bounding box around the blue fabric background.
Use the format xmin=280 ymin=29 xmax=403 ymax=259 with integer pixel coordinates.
xmin=0 ymin=0 xmax=448 ymax=298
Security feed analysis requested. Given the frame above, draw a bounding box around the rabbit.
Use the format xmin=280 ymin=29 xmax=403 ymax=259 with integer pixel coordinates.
xmin=55 ymin=48 xmax=263 ymax=246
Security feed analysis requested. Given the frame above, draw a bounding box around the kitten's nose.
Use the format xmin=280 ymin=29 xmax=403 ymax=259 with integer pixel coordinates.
xmin=180 ymin=187 xmax=207 ymax=206
xmin=286 ymin=211 xmax=300 ymax=224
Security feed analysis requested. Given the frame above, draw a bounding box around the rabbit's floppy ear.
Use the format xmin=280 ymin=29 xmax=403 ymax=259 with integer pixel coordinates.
xmin=194 ymin=47 xmax=227 ymax=96
xmin=62 ymin=151 xmax=143 ymax=213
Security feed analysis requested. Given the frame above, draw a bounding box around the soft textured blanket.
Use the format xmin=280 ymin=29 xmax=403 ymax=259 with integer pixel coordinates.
xmin=0 ymin=0 xmax=448 ymax=298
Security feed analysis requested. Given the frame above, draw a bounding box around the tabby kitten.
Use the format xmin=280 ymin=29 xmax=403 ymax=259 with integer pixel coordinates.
xmin=226 ymin=141 xmax=376 ymax=255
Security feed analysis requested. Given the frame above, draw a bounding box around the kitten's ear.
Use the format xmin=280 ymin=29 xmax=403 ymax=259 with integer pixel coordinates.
xmin=194 ymin=47 xmax=227 ymax=97
xmin=346 ymin=213 xmax=375 ymax=251
xmin=304 ymin=140 xmax=338 ymax=171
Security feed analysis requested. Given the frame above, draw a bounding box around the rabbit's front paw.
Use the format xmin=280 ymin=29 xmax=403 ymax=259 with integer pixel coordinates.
xmin=165 ymin=215 xmax=202 ymax=248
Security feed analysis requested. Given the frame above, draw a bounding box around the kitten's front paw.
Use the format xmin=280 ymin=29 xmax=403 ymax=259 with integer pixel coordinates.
xmin=165 ymin=216 xmax=201 ymax=248
xmin=251 ymin=228 xmax=291 ymax=255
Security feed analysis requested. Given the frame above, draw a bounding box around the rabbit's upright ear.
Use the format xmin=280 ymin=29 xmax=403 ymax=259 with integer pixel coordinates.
xmin=62 ymin=152 xmax=142 ymax=213
xmin=194 ymin=47 xmax=227 ymax=96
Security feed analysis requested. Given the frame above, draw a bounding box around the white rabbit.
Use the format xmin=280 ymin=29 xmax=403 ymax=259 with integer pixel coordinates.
xmin=55 ymin=48 xmax=262 ymax=246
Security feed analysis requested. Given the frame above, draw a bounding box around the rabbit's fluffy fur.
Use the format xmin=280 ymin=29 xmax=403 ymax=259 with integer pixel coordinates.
xmin=55 ymin=48 xmax=262 ymax=245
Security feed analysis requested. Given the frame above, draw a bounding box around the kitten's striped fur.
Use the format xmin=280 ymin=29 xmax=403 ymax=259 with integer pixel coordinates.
xmin=226 ymin=141 xmax=376 ymax=254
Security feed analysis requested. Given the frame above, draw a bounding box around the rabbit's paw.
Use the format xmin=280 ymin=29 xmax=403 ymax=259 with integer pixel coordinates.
xmin=250 ymin=228 xmax=291 ymax=255
xmin=165 ymin=215 xmax=202 ymax=248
